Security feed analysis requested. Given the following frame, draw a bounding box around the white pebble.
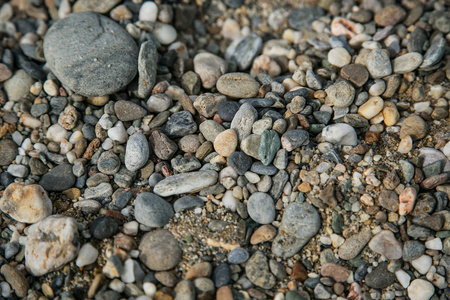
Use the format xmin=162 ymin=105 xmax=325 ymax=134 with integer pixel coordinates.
xmin=76 ymin=243 xmax=98 ymax=267
xmin=69 ymin=131 xmax=83 ymax=144
xmin=424 ymin=238 xmax=442 ymax=250
xmin=369 ymin=79 xmax=386 ymax=96
xmin=222 ymin=190 xmax=238 ymax=212
xmin=407 ymin=279 xmax=435 ymax=300
xmin=244 ymin=171 xmax=260 ymax=183
xmin=7 ymin=164 xmax=28 ymax=178
xmin=102 ymin=138 xmax=114 ymax=150
xmin=153 ymin=22 xmax=177 ymax=45
xmin=108 ymin=121 xmax=128 ymax=143
xmin=98 ymin=114 xmax=114 ymax=130
xmin=109 ymin=279 xmax=125 ymax=293
xmin=66 ymin=150 xmax=77 ymax=164
xmin=411 ymin=255 xmax=432 ymax=275
xmin=328 ymin=47 xmax=351 ymax=68
xmin=0 ymin=282 xmax=11 ymax=298
xmin=143 ymin=282 xmax=157 ymax=297
xmin=12 ymin=131 xmax=23 ymax=146
xmin=46 ymin=124 xmax=69 ymax=143
xmin=139 ymin=1 xmax=158 ymax=22
xmin=395 ymin=269 xmax=411 ymax=288
xmin=123 ymin=221 xmax=139 ymax=236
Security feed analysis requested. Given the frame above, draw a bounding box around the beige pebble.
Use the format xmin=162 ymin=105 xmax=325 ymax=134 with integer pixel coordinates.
xmin=21 ymin=113 xmax=42 ymax=129
xmin=43 ymin=79 xmax=59 ymax=96
xmin=397 ymin=135 xmax=413 ymax=154
xmin=328 ymin=47 xmax=351 ymax=68
xmin=382 ymin=101 xmax=400 ymax=126
xmin=250 ymin=224 xmax=277 ymax=244
xmin=399 ymin=186 xmax=416 ymax=216
xmin=214 ymin=129 xmax=237 ymax=157
xmin=358 ymin=97 xmax=384 ymax=119
xmin=184 ymin=262 xmax=212 ymax=280
xmin=86 ymin=96 xmax=109 ymax=106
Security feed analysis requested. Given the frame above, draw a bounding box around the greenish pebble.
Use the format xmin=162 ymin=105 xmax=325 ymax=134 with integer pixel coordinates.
xmin=332 ymin=214 xmax=344 ymax=235
xmin=422 ymin=160 xmax=443 ymax=178
xmin=436 ymin=231 xmax=450 ymax=238
xmin=309 ymin=123 xmax=325 ymax=134
xmin=258 ymin=130 xmax=281 ymax=166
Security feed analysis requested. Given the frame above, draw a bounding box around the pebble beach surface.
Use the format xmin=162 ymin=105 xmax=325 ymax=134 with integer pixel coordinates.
xmin=0 ymin=0 xmax=449 ymax=300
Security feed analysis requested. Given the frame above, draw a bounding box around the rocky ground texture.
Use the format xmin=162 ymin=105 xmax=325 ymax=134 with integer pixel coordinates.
xmin=0 ymin=0 xmax=449 ymax=299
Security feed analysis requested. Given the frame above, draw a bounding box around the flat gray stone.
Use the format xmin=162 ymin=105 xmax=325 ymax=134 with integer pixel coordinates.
xmin=125 ymin=132 xmax=149 ymax=172
xmin=247 ymin=192 xmax=276 ymax=224
xmin=366 ymin=49 xmax=392 ymax=78
xmin=272 ymin=202 xmax=320 ymax=259
xmin=43 ymin=12 xmax=138 ymax=96
xmin=134 ymin=192 xmax=174 ymax=227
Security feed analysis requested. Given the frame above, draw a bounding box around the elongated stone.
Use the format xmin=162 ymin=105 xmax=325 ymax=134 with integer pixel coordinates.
xmin=153 ymin=170 xmax=218 ymax=197
xmin=258 ymin=130 xmax=280 ymax=166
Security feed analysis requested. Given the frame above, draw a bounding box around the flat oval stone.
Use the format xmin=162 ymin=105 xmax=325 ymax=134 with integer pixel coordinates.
xmin=134 ymin=192 xmax=174 ymax=228
xmin=247 ymin=192 xmax=275 ymax=224
xmin=393 ymin=52 xmax=423 ymax=74
xmin=217 ymin=73 xmax=260 ymax=98
xmin=420 ymin=37 xmax=446 ymax=69
xmin=43 ymin=12 xmax=138 ymax=97
xmin=366 ymin=49 xmax=392 ymax=79
xmin=258 ymin=130 xmax=280 ymax=166
xmin=153 ymin=170 xmax=218 ymax=197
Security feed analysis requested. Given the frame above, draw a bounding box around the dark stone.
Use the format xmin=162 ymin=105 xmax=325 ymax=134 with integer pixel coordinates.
xmin=228 ymin=151 xmax=252 ymax=175
xmin=218 ymin=101 xmax=241 ymax=122
xmin=161 ymin=111 xmax=198 ymax=138
xmin=365 ymin=262 xmax=395 ymax=289
xmin=90 ymin=216 xmax=119 ymax=239
xmin=39 ymin=164 xmax=76 ymax=192
xmin=212 ymin=263 xmax=231 ymax=288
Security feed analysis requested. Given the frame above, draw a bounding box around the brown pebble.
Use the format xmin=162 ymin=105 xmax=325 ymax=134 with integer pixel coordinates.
xmin=340 ymin=64 xmax=369 ymax=87
xmin=364 ymin=131 xmax=380 ymax=143
xmin=421 ymin=173 xmax=449 ymax=189
xmin=184 ymin=262 xmax=213 ymax=280
xmin=216 ymin=286 xmax=233 ymax=300
xmin=250 ymin=225 xmax=277 ymax=244
xmin=427 ymin=71 xmax=445 ymax=84
xmin=83 ymin=138 xmax=101 ymax=159
xmin=154 ymin=290 xmax=173 ymax=300
xmin=88 ymin=274 xmax=104 ymax=298
xmin=114 ymin=233 xmax=137 ymax=251
xmin=1 ymin=264 xmax=29 ymax=298
xmin=0 ymin=63 xmax=13 ymax=82
xmin=374 ymin=5 xmax=406 ymax=27
xmin=291 ymin=261 xmax=308 ymax=282
xmin=321 ymin=263 xmax=351 ymax=282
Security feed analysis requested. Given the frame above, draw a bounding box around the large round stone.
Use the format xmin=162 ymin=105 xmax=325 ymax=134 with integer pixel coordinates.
xmin=139 ymin=229 xmax=182 ymax=271
xmin=43 ymin=12 xmax=138 ymax=97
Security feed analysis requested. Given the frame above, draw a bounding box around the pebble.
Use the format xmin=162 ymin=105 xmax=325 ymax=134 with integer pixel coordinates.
xmin=185 ymin=262 xmax=213 ymax=280
xmin=25 ymin=215 xmax=79 ymax=276
xmin=340 ymin=64 xmax=369 ymax=87
xmin=258 ymin=130 xmax=280 ymax=165
xmin=147 ymin=94 xmax=172 ymax=113
xmin=139 ymin=229 xmax=181 ymax=271
xmin=153 ymin=170 xmax=218 ymax=197
xmin=114 ymin=101 xmax=147 ymax=122
xmin=44 ymin=12 xmax=138 ymax=96
xmin=358 ymin=96 xmax=384 ymax=119
xmin=400 ymin=115 xmax=428 ymax=140
xmin=193 ymin=52 xmax=227 ymax=89
xmin=374 ymin=5 xmax=406 ymax=26
xmin=153 ymin=22 xmax=177 ymax=45
xmin=0 ymin=139 xmax=18 ymax=166
xmin=322 ymin=124 xmax=357 ymax=146
xmin=162 ymin=111 xmax=198 ymax=138
xmin=39 ymin=163 xmax=76 ymax=192
xmin=281 ymin=129 xmax=309 ymax=151
xmin=320 ymin=263 xmax=350 ymax=283
xmin=328 ymin=47 xmax=351 ymax=68
xmin=227 ymin=247 xmax=249 ymax=264
xmin=325 ymin=80 xmax=355 ymax=108
xmin=149 ymin=130 xmax=178 ymax=160
xmin=411 ymin=255 xmax=432 ymax=274
xmin=194 ymin=93 xmax=226 ymax=118
xmin=366 ymin=49 xmax=392 ymax=78
xmin=407 ymin=279 xmax=435 ymax=300
xmin=245 ymin=251 xmax=276 ymax=289
xmin=0 ymin=183 xmax=52 ymax=223
xmin=228 ymin=151 xmax=252 ymax=175
xmin=7 ymin=164 xmax=28 ymax=178
xmin=134 ymin=192 xmax=174 ymax=228
xmin=368 ymin=230 xmax=402 ymax=259
xmin=420 ymin=37 xmax=446 ymax=69
xmin=393 ymin=52 xmax=423 ymax=74
xmin=231 ymin=103 xmax=258 ymax=142
xmin=247 ymin=192 xmax=276 ymax=224
xmin=90 ymin=216 xmax=119 ymax=239
xmin=4 ymin=70 xmax=35 ymax=102
xmin=218 ymin=101 xmax=241 ymax=122
xmin=212 ymin=263 xmax=231 ymax=288
xmin=288 ymin=6 xmax=325 ymax=30
xmin=338 ymin=227 xmax=372 ymax=260
xmin=216 ymin=73 xmax=260 ymax=98
xmin=226 ymin=33 xmax=263 ymax=70
xmin=214 ymin=129 xmax=237 ymax=157
xmin=173 ymin=196 xmax=204 ymax=213
xmin=1 ymin=264 xmax=29 ymax=298
xmin=76 ymin=243 xmax=99 ymax=267
xmin=365 ymin=262 xmax=396 ymax=289
xmin=98 ymin=151 xmax=121 ymax=175
xmin=250 ymin=225 xmax=277 ymax=244
xmin=125 ymin=132 xmax=149 ymax=172
xmin=139 ymin=1 xmax=158 ymax=22
xmin=399 ymin=186 xmax=417 ymax=216
xmin=272 ymin=202 xmax=320 ymax=259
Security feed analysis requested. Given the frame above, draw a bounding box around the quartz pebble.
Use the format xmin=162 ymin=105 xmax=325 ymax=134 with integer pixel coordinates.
xmin=154 ymin=171 xmax=218 ymax=197
xmin=407 ymin=279 xmax=434 ymax=300
xmin=328 ymin=47 xmax=351 ymax=68
xmin=76 ymin=243 xmax=99 ymax=267
xmin=25 ymin=215 xmax=80 ymax=276
xmin=0 ymin=183 xmax=52 ymax=223
xmin=322 ymin=124 xmax=357 ymax=146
